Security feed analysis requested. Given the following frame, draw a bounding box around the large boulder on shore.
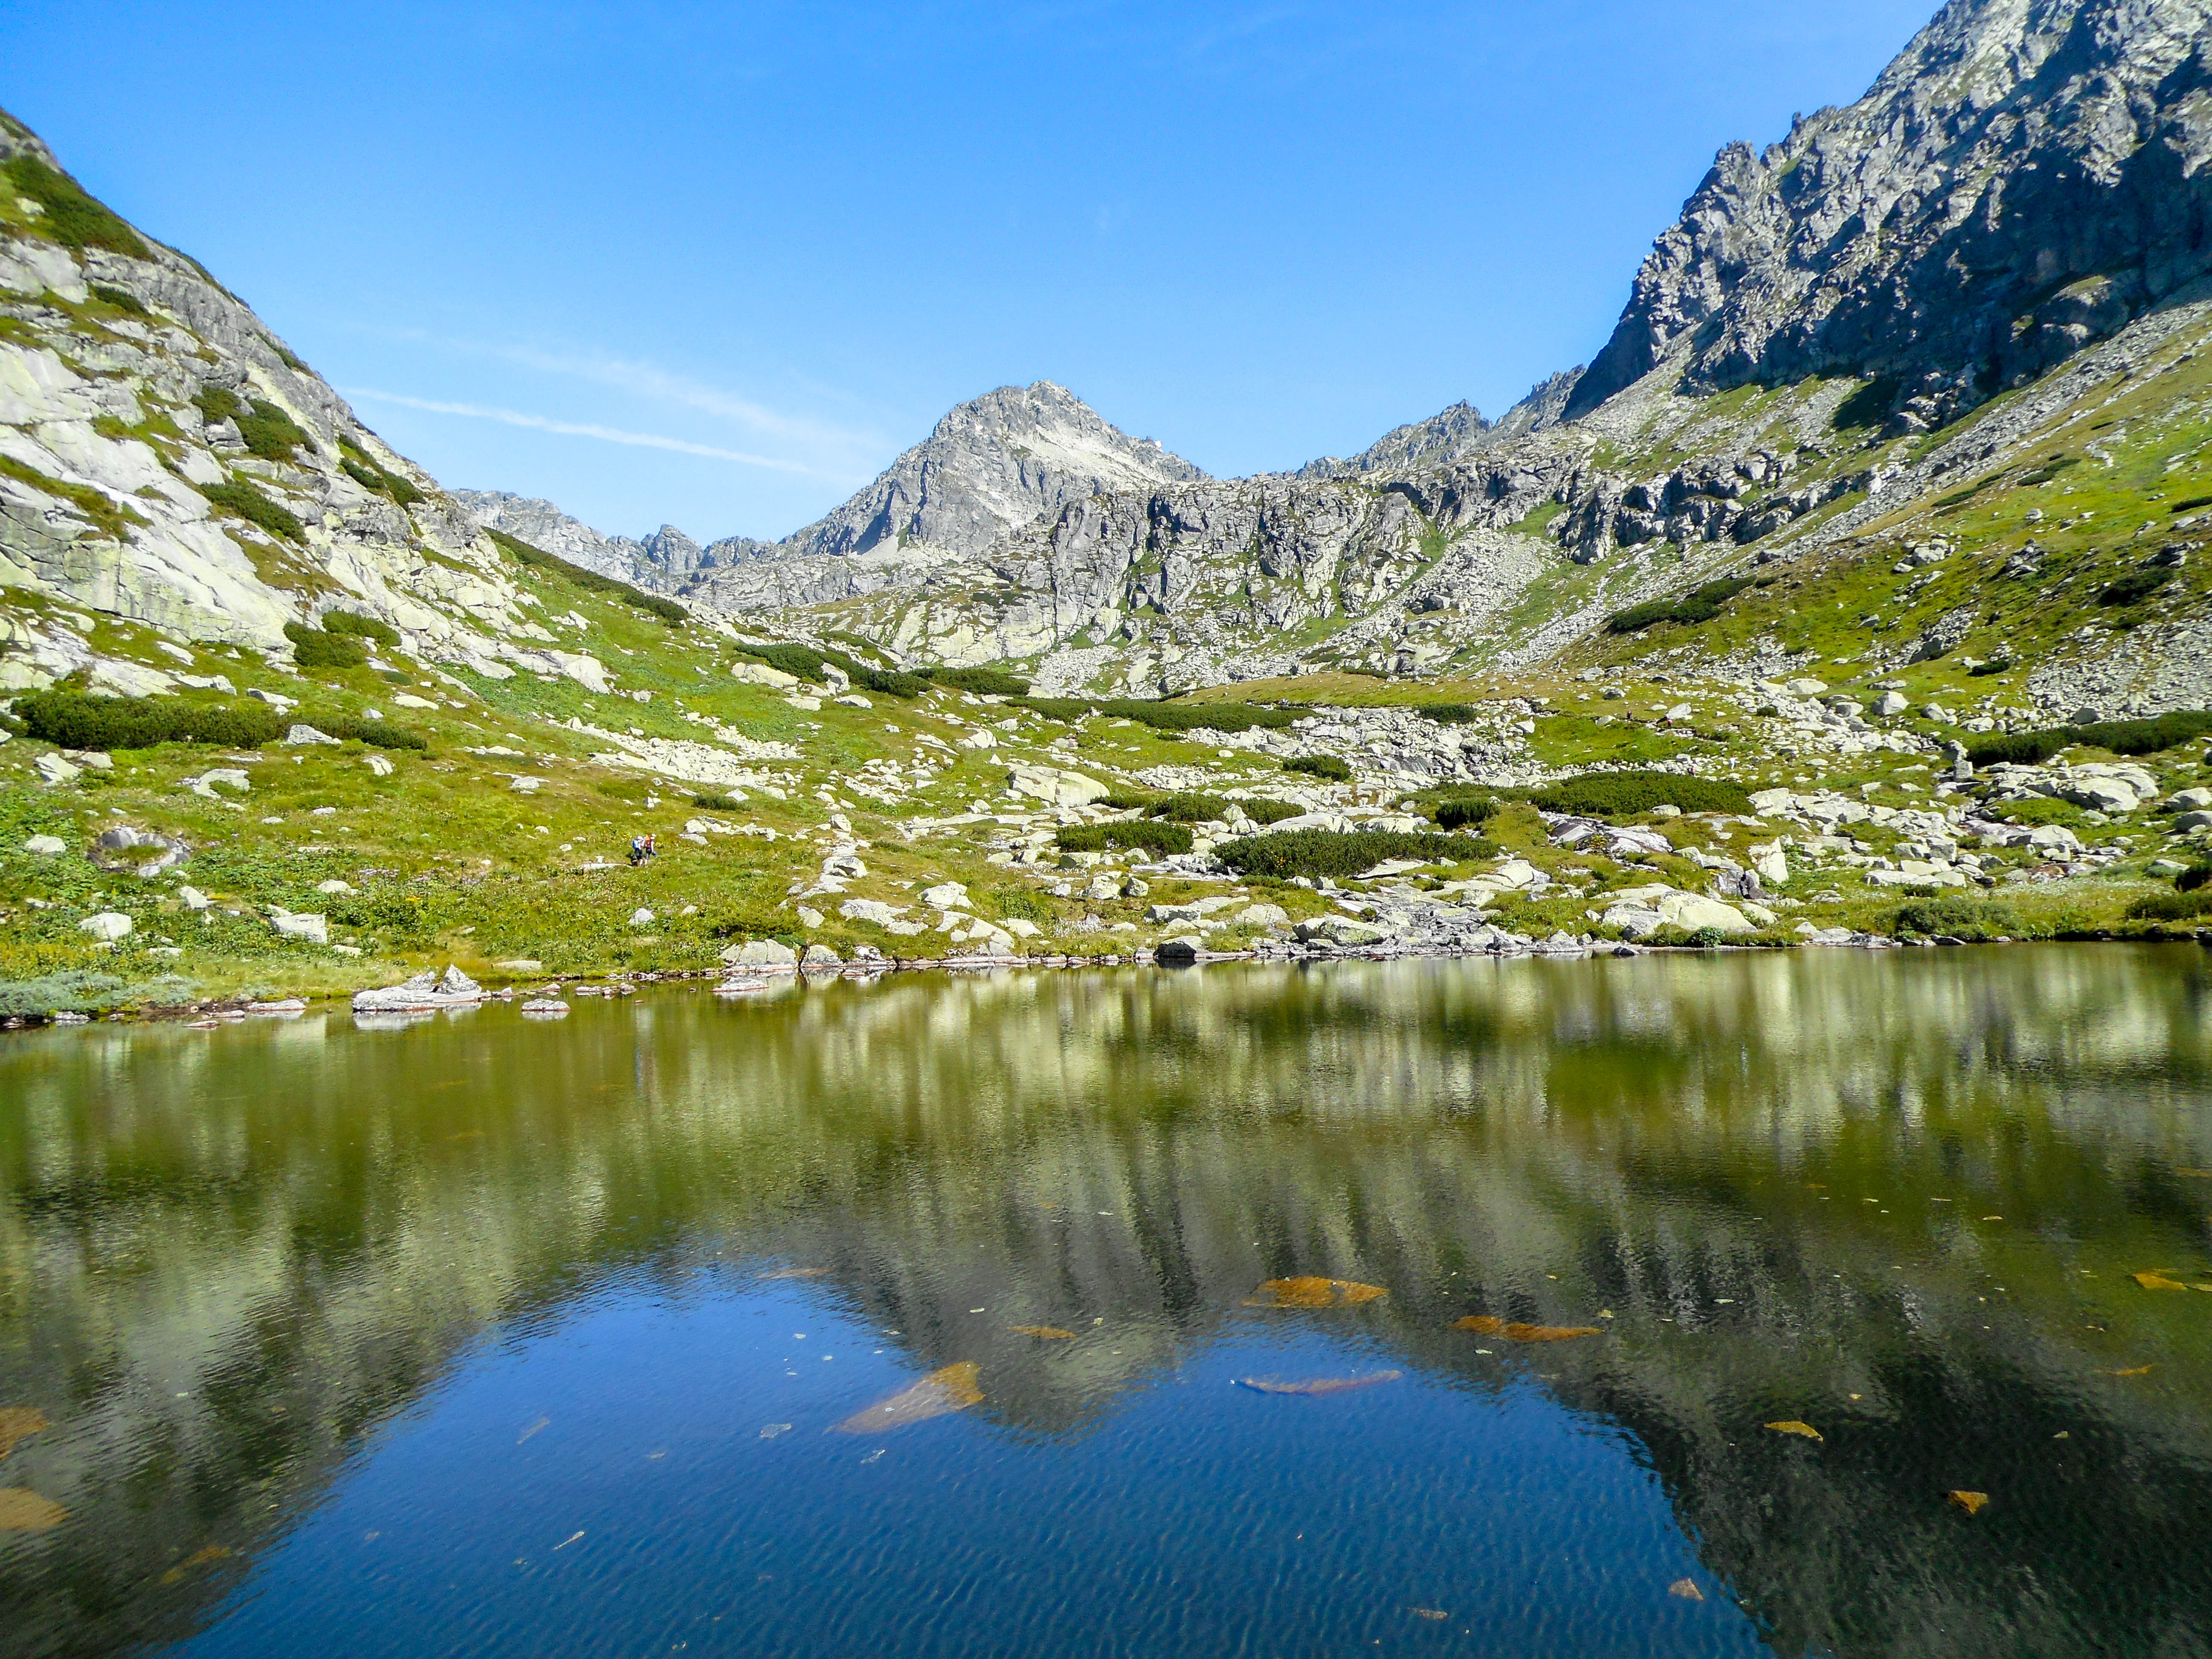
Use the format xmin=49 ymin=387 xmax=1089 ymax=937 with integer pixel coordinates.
xmin=352 ymin=965 xmax=483 ymax=1012
xmin=720 ymin=939 xmax=799 ymax=970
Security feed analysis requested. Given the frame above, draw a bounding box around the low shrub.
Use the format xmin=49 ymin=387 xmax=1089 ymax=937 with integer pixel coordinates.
xmin=88 ymin=282 xmax=149 ymax=316
xmin=1218 ymin=828 xmax=1490 ymax=881
xmin=1241 ymin=798 xmax=1304 ymax=825
xmin=1831 ymin=376 xmax=1899 ymax=432
xmin=691 ymin=792 xmax=743 ymax=811
xmin=1017 ymin=696 xmax=1295 ymax=735
xmin=16 ymin=689 xmax=283 ymax=750
xmin=320 ymin=610 xmax=399 ymax=648
xmin=1525 ymin=771 xmax=1751 ymax=817
xmin=1966 ymin=710 xmax=2212 ymax=768
xmin=736 ymin=642 xmax=832 ymax=683
xmin=0 ymin=970 xmax=133 ymax=1018
xmin=1416 ymin=704 xmax=1480 ymax=725
xmin=2126 ymin=890 xmax=2212 ymax=924
xmin=2177 ymin=863 xmax=2212 ymax=894
xmin=1890 ymin=896 xmax=2022 ymax=941
xmin=851 ymin=665 xmax=929 ymax=699
xmin=1607 ymin=576 xmax=1756 ymax=635
xmin=1283 ymin=754 xmax=1351 ymax=782
xmin=307 ymin=713 xmax=428 ymax=751
xmin=235 ymin=398 xmax=313 ymax=463
xmin=1055 ymin=821 xmax=1194 ymax=857
xmin=338 ymin=444 xmax=425 ymax=507
xmin=1433 ymin=794 xmax=1501 ymax=830
xmin=484 ymin=526 xmax=688 ymax=624
xmin=1097 ymin=787 xmax=1159 ymax=811
xmin=4 ymin=154 xmax=150 ymax=259
xmin=1151 ymin=793 xmax=1232 ymax=822
xmin=920 ymin=666 xmax=1030 ymax=696
xmin=2097 ymin=569 xmax=2176 ymax=607
xmin=1968 ymin=658 xmax=2013 ymax=678
xmin=201 ymin=477 xmax=303 ymax=543
xmin=285 ymin=621 xmax=368 ymax=670
xmin=729 ymin=641 xmax=923 ymax=698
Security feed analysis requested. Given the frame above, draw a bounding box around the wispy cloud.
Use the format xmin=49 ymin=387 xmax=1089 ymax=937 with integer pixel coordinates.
xmin=368 ymin=327 xmax=886 ymax=459
xmin=344 ymin=389 xmax=867 ymax=481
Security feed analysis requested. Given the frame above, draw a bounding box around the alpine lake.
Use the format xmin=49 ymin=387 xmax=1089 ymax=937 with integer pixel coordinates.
xmin=2 ymin=944 xmax=2210 ymax=1659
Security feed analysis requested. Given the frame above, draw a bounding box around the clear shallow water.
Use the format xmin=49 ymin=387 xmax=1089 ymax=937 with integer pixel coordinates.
xmin=2 ymin=948 xmax=2210 ymax=1659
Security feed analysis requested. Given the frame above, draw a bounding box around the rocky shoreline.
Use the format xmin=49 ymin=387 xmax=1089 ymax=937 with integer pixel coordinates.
xmin=8 ymin=924 xmax=2206 ymax=1037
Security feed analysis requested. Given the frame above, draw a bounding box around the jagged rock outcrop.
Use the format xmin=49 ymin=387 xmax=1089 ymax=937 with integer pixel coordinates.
xmin=452 ymin=489 xmax=649 ymax=580
xmin=737 ymin=380 xmax=1203 ymax=569
xmin=452 ymin=492 xmax=773 ymax=592
xmin=1566 ymin=0 xmax=2212 ymax=425
xmin=1297 ymin=402 xmax=1493 ymax=479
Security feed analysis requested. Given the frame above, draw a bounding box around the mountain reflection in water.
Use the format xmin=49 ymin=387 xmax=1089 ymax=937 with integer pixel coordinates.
xmin=1 ymin=946 xmax=2209 ymax=1657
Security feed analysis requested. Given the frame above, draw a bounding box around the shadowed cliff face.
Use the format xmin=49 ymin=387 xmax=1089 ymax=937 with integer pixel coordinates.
xmin=1567 ymin=0 xmax=2212 ymax=424
xmin=2 ymin=948 xmax=2210 ymax=1657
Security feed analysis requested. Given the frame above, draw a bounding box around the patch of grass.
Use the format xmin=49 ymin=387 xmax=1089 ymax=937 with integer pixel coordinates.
xmin=0 ymin=453 xmax=147 ymax=543
xmin=1890 ymin=896 xmax=2022 ymax=941
xmin=1283 ymin=754 xmax=1351 ymax=782
xmin=484 ymin=526 xmax=688 ymax=625
xmin=201 ymin=477 xmax=304 ymax=543
xmin=1525 ymin=772 xmax=1751 ymax=817
xmin=1218 ymin=828 xmax=1489 ymax=880
xmin=16 ymin=689 xmax=283 ymax=750
xmin=3 ymin=153 xmax=150 ymax=259
xmin=1055 ymin=820 xmax=1194 ymax=857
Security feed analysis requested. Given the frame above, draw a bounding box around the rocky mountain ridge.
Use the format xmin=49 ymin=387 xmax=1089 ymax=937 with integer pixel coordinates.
xmin=0 ymin=109 xmax=657 ymax=700
xmin=1565 ymin=0 xmax=2212 ymax=426
xmin=4 ymin=0 xmax=2212 ymax=721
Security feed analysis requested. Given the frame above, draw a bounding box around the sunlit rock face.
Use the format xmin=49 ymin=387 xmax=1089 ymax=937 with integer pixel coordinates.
xmin=1565 ymin=0 xmax=2212 ymax=424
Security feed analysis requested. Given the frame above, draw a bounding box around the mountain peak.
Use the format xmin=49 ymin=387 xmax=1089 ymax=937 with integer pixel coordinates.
xmin=784 ymin=380 xmax=1203 ymax=562
xmin=1565 ymin=0 xmax=2212 ymax=424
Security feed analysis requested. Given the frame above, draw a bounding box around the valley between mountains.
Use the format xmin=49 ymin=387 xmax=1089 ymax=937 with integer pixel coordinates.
xmin=3 ymin=0 xmax=2212 ymax=1014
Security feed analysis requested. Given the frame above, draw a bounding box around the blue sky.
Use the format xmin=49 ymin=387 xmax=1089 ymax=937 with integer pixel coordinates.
xmin=4 ymin=1 xmax=1935 ymax=543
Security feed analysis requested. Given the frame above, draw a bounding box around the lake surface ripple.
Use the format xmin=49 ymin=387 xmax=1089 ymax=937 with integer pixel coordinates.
xmin=3 ymin=945 xmax=2210 ymax=1658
